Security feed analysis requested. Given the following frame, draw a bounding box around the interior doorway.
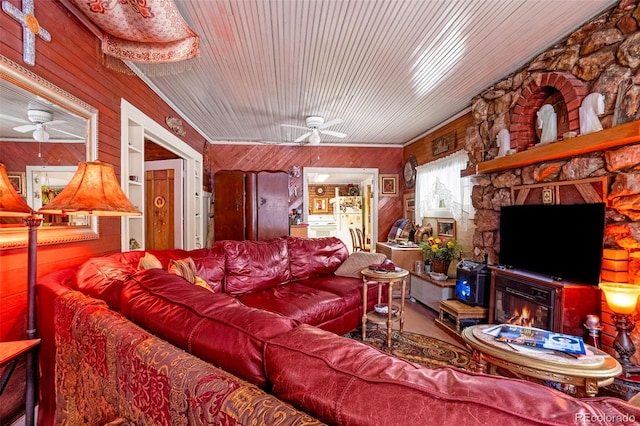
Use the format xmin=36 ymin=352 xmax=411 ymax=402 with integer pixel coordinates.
xmin=144 ymin=159 xmax=184 ymax=249
xmin=120 ymin=99 xmax=203 ymax=251
xmin=303 ymin=167 xmax=378 ymax=252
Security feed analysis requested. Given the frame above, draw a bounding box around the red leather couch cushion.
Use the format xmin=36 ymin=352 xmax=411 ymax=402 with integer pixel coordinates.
xmin=108 ymin=247 xmax=227 ymax=292
xmin=287 ymin=236 xmax=348 ymax=280
xmin=76 ymin=257 xmax=136 ymax=310
xmin=223 ymin=238 xmax=291 ymax=295
xmin=298 ymin=275 xmax=370 ymax=311
xmin=120 ymin=268 xmax=298 ymax=387
xmin=187 ymin=246 xmax=226 ymax=292
xmin=237 ymin=282 xmax=348 ymax=325
xmin=265 ymin=324 xmax=640 ymax=426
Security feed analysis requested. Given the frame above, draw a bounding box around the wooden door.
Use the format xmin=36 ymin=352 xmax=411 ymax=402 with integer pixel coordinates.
xmin=214 ymin=171 xmax=246 ymax=240
xmin=145 ymin=169 xmax=175 ymax=250
xmin=255 ymin=171 xmax=290 ymax=240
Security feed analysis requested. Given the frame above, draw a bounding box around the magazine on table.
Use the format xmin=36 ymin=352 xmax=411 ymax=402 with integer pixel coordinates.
xmin=488 ymin=324 xmax=587 ymax=355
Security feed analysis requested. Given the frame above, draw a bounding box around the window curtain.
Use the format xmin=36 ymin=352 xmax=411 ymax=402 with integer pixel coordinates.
xmin=414 ymin=150 xmax=471 ymax=229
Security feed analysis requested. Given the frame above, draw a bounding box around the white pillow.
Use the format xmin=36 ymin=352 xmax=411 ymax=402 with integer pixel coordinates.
xmin=334 ymin=252 xmax=387 ymax=279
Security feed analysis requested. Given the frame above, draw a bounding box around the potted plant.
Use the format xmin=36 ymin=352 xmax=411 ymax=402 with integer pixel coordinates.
xmin=419 ymin=236 xmax=461 ymax=275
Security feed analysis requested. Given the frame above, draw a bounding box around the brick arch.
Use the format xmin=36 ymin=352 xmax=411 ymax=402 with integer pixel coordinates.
xmin=509 ymin=72 xmax=587 ymax=150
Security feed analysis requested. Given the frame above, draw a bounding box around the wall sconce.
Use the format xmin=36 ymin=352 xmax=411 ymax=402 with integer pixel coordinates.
xmin=599 ymin=282 xmax=640 ymax=377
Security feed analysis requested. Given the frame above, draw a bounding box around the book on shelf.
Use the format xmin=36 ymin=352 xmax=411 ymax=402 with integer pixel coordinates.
xmin=493 ymin=324 xmax=587 ymax=355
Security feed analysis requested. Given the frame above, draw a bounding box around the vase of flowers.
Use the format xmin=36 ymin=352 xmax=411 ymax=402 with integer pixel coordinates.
xmin=419 ymin=236 xmax=461 ymax=275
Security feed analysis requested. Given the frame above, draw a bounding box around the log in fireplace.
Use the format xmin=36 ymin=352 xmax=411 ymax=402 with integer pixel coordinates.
xmin=489 ymin=268 xmax=599 ymax=338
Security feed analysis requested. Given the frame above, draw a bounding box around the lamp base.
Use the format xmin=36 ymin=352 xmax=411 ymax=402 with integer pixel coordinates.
xmin=611 ymin=313 xmax=640 ymax=377
xmin=622 ymin=364 xmax=640 ymax=378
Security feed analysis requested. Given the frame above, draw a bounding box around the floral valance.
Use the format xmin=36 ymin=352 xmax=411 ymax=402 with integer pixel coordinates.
xmin=67 ymin=0 xmax=199 ymax=63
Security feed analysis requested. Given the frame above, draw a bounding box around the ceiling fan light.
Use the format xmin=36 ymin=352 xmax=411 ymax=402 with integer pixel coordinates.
xmin=33 ymin=126 xmax=49 ymax=142
xmin=309 ymin=130 xmax=321 ymax=145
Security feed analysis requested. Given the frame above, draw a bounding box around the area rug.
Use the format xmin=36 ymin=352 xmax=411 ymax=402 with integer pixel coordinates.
xmin=346 ymin=329 xmax=472 ymax=370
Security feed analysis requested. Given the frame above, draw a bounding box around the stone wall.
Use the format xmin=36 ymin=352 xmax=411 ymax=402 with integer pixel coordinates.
xmin=466 ymin=0 xmax=640 ymax=273
xmin=465 ymin=0 xmax=640 ymax=361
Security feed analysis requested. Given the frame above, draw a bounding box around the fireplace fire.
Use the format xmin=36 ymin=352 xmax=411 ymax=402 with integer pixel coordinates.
xmin=494 ymin=276 xmax=553 ymax=331
xmin=506 ymin=306 xmax=537 ymax=327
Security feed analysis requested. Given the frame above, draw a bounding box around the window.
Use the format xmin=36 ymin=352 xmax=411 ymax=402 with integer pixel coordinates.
xmin=414 ymin=150 xmax=473 ymax=227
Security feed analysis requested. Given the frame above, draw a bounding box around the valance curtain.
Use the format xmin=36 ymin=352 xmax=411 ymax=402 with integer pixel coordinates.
xmin=67 ymin=0 xmax=199 ymax=63
xmin=414 ymin=150 xmax=471 ymax=229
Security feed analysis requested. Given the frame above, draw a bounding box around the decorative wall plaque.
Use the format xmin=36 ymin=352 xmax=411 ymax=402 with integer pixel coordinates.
xmin=432 ymin=132 xmax=455 ymax=155
xmin=165 ymin=116 xmax=186 ymax=136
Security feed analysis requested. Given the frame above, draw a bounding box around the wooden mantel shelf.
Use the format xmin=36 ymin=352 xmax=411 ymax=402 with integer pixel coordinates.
xmin=465 ymin=121 xmax=640 ymax=175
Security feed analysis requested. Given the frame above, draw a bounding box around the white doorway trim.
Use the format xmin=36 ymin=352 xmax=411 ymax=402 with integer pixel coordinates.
xmin=303 ymin=167 xmax=379 ymax=246
xmin=120 ymin=99 xmax=203 ymax=250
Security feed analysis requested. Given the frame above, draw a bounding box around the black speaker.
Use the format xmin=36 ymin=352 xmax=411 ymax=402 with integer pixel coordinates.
xmin=455 ymin=260 xmax=490 ymax=307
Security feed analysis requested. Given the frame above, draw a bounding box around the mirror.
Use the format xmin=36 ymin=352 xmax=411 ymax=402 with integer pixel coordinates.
xmin=0 ymin=55 xmax=98 ymax=248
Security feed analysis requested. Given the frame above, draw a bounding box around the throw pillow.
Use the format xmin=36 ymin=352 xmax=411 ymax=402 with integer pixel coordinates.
xmin=168 ymin=257 xmax=197 ymax=284
xmin=334 ymin=252 xmax=387 ymax=279
xmin=137 ymin=252 xmax=162 ymax=270
xmin=194 ymin=275 xmax=214 ymax=292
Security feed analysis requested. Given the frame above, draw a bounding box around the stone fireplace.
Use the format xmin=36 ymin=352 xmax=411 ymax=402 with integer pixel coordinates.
xmin=462 ymin=0 xmax=640 ymax=361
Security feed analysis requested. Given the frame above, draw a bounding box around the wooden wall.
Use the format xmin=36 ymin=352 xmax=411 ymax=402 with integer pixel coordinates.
xmin=0 ymin=0 xmax=205 ymax=343
xmin=403 ymin=112 xmax=475 ymax=183
xmin=207 ymin=143 xmax=404 ymax=241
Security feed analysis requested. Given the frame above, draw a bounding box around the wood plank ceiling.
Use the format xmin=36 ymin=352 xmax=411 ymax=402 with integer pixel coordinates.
xmin=116 ymin=1 xmax=618 ymax=146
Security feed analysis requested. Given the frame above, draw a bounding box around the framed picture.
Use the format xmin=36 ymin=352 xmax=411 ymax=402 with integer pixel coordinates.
xmin=403 ymin=193 xmax=415 ymax=221
xmin=8 ymin=171 xmax=25 ymax=196
xmin=437 ymin=219 xmax=455 ymax=238
xmin=380 ymin=174 xmax=399 ymax=197
xmin=311 ymin=197 xmax=329 ymax=214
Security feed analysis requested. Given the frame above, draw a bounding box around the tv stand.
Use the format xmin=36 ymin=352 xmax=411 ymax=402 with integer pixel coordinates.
xmin=488 ymin=267 xmax=599 ymax=338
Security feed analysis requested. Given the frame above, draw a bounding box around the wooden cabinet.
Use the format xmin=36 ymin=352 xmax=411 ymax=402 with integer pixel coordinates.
xmin=375 ymin=242 xmax=422 ymax=272
xmin=213 ymin=170 xmax=289 ymax=241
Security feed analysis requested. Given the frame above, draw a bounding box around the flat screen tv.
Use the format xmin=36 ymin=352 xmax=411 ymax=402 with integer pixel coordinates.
xmin=499 ymin=203 xmax=605 ymax=285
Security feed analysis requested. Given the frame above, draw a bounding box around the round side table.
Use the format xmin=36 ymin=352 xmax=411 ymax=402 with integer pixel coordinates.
xmin=360 ymin=267 xmax=409 ymax=347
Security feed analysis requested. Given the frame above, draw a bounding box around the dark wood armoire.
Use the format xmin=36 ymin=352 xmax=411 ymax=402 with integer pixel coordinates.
xmin=213 ymin=170 xmax=290 ymax=241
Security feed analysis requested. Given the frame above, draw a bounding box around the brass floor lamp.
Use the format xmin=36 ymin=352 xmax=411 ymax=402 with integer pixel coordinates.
xmin=0 ymin=161 xmax=140 ymax=425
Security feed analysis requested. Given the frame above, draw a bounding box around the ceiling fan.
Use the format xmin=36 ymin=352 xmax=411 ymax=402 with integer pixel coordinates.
xmin=281 ymin=116 xmax=346 ymax=145
xmin=13 ymin=109 xmax=67 ymax=142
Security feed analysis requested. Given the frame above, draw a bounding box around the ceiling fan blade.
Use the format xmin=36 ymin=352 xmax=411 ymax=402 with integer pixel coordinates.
xmin=319 ymin=118 xmax=343 ymax=129
xmin=319 ymin=129 xmax=347 ymax=138
xmin=280 ymin=124 xmax=309 ymax=130
xmin=13 ymin=124 xmax=37 ymax=133
xmin=294 ymin=132 xmax=312 ymax=143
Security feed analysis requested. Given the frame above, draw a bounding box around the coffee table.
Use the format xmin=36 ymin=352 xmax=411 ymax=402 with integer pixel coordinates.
xmin=461 ymin=324 xmax=622 ymax=397
xmin=360 ymin=267 xmax=409 ymax=347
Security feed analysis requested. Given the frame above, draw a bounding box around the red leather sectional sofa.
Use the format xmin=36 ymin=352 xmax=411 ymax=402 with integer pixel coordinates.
xmin=36 ymin=236 xmax=640 ymax=425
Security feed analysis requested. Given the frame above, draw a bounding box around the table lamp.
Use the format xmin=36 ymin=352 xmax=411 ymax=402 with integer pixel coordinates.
xmin=599 ymin=282 xmax=640 ymax=377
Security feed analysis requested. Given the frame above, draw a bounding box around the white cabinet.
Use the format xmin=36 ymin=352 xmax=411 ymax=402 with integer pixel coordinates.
xmin=410 ymin=272 xmax=455 ymax=311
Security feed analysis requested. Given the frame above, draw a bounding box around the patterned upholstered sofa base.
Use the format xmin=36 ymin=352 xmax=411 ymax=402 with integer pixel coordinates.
xmin=54 ymin=292 xmax=323 ymax=425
